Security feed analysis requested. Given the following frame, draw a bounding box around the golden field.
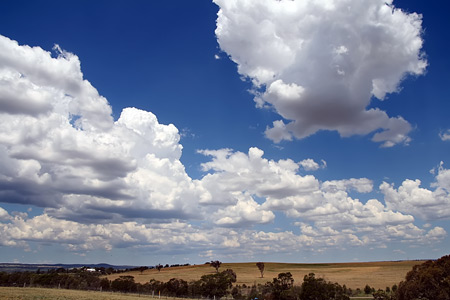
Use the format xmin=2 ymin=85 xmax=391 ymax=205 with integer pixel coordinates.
xmin=104 ymin=261 xmax=423 ymax=290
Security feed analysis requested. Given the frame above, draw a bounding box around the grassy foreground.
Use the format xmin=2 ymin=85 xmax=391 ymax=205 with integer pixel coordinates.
xmin=0 ymin=287 xmax=180 ymax=300
xmin=105 ymin=261 xmax=423 ymax=290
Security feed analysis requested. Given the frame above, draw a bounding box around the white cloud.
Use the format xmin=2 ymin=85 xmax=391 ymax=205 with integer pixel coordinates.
xmin=382 ymin=162 xmax=450 ymax=220
xmin=0 ymin=207 xmax=9 ymax=221
xmin=213 ymin=195 xmax=275 ymax=227
xmin=199 ymin=147 xmax=320 ymax=203
xmin=0 ymin=35 xmax=204 ymax=222
xmin=321 ymin=178 xmax=373 ymax=193
xmin=0 ymin=213 xmax=218 ymax=252
xmin=214 ymin=0 xmax=426 ymax=146
xmin=197 ymin=147 xmax=431 ymax=244
xmin=440 ymin=129 xmax=450 ymax=141
xmin=299 ymin=158 xmax=321 ymax=171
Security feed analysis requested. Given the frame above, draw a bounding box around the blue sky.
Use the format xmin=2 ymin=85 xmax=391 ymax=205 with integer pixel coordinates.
xmin=0 ymin=0 xmax=449 ymax=266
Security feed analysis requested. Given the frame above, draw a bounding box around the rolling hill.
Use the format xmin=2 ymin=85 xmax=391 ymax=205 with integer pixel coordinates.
xmin=104 ymin=261 xmax=423 ymax=290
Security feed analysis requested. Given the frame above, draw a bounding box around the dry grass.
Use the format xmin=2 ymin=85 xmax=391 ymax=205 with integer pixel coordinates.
xmin=0 ymin=287 xmax=180 ymax=300
xmin=104 ymin=260 xmax=422 ymax=290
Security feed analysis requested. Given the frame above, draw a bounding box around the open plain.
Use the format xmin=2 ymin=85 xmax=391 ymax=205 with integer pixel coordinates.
xmin=105 ymin=260 xmax=423 ymax=290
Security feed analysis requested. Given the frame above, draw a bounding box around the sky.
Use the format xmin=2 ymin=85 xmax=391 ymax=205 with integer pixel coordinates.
xmin=0 ymin=0 xmax=450 ymax=266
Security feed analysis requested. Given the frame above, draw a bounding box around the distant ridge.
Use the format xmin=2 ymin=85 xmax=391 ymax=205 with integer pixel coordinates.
xmin=0 ymin=263 xmax=140 ymax=273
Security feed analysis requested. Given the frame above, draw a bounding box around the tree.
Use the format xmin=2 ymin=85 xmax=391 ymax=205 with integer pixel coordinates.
xmin=222 ymin=268 xmax=237 ymax=283
xmin=111 ymin=276 xmax=137 ymax=293
xmin=266 ymin=272 xmax=295 ymax=300
xmin=364 ymin=284 xmax=372 ymax=294
xmin=199 ymin=269 xmax=236 ymax=298
xmin=299 ymin=273 xmax=349 ymax=300
xmin=99 ymin=278 xmax=111 ymax=291
xmin=164 ymin=278 xmax=188 ymax=297
xmin=210 ymin=260 xmax=222 ymax=273
xmin=231 ymin=286 xmax=245 ymax=299
xmin=147 ymin=279 xmax=163 ymax=293
xmin=256 ymin=262 xmax=265 ymax=278
xmin=156 ymin=264 xmax=163 ymax=272
xmin=396 ymin=254 xmax=450 ymax=300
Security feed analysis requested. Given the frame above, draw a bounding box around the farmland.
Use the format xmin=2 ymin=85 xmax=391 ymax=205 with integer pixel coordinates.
xmin=0 ymin=287 xmax=178 ymax=300
xmin=104 ymin=260 xmax=423 ymax=290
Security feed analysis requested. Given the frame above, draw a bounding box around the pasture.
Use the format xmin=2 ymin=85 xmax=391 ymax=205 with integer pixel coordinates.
xmin=0 ymin=287 xmax=180 ymax=300
xmin=105 ymin=260 xmax=422 ymax=290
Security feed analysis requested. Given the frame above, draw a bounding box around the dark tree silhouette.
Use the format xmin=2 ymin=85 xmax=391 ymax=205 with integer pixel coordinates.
xmin=264 ymin=272 xmax=295 ymax=300
xmin=199 ymin=269 xmax=236 ymax=298
xmin=111 ymin=276 xmax=137 ymax=293
xmin=210 ymin=260 xmax=222 ymax=273
xmin=164 ymin=278 xmax=188 ymax=297
xmin=396 ymin=254 xmax=450 ymax=300
xmin=156 ymin=264 xmax=163 ymax=272
xmin=256 ymin=262 xmax=265 ymax=278
xmin=299 ymin=273 xmax=349 ymax=300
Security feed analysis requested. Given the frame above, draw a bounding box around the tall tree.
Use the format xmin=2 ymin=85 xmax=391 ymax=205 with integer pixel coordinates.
xmin=256 ymin=262 xmax=265 ymax=278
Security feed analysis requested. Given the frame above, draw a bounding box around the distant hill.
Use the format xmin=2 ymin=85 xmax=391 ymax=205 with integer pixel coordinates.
xmin=104 ymin=261 xmax=425 ymax=290
xmin=0 ymin=263 xmax=139 ymax=273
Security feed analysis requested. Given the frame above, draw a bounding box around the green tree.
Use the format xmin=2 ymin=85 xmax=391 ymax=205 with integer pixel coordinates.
xmin=199 ymin=269 xmax=236 ymax=298
xmin=265 ymin=272 xmax=295 ymax=300
xmin=164 ymin=278 xmax=188 ymax=297
xmin=188 ymin=279 xmax=203 ymax=297
xmin=299 ymin=273 xmax=349 ymax=300
xmin=364 ymin=284 xmax=372 ymax=294
xmin=111 ymin=276 xmax=137 ymax=293
xmin=396 ymin=254 xmax=450 ymax=300
xmin=99 ymin=278 xmax=110 ymax=291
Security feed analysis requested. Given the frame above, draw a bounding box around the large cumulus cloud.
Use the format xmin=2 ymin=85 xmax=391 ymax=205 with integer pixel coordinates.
xmin=214 ymin=0 xmax=427 ymax=147
xmin=0 ymin=35 xmax=203 ymax=223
